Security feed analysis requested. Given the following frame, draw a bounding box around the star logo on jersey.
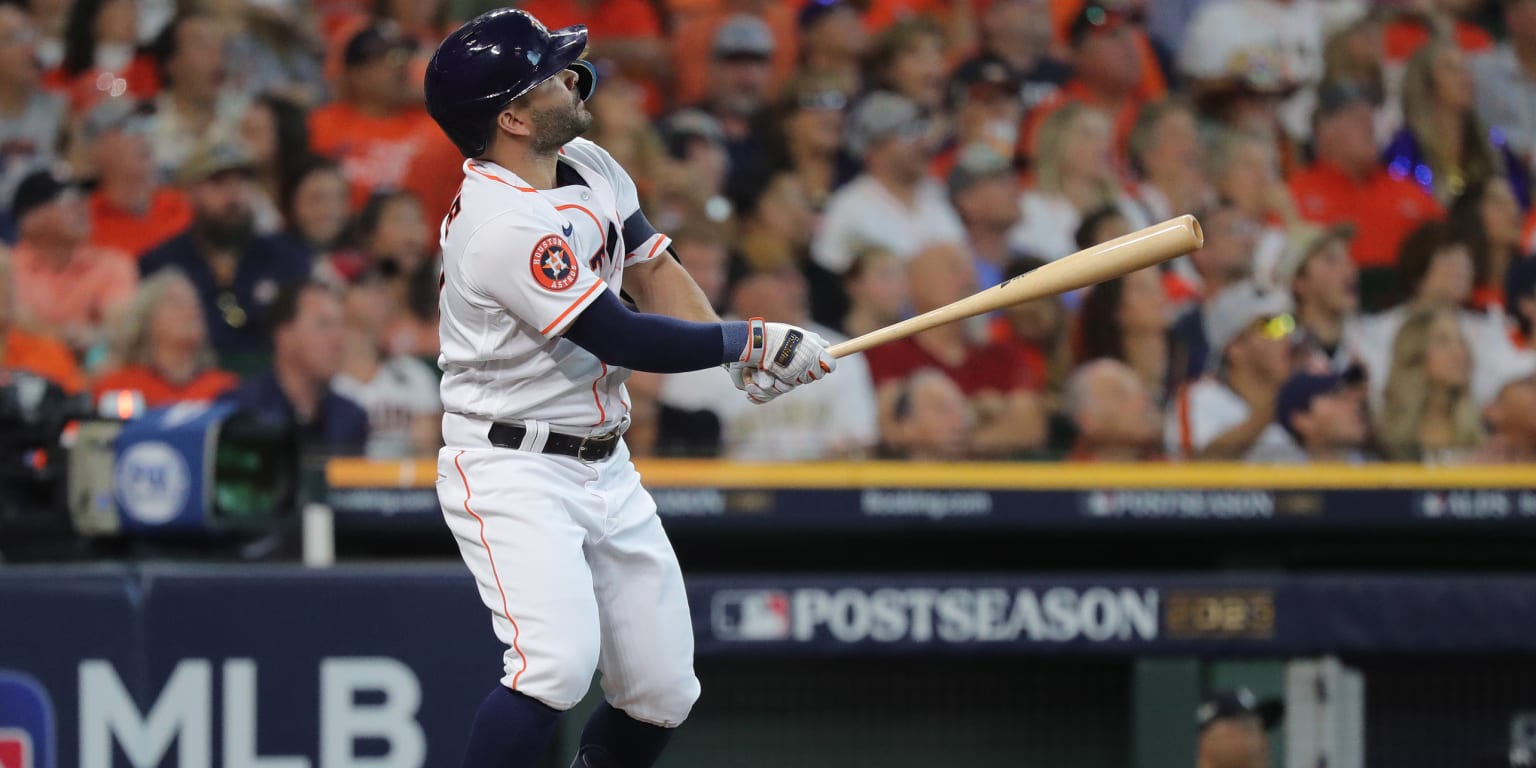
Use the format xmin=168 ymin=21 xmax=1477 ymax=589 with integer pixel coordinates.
xmin=530 ymin=235 xmax=579 ymax=292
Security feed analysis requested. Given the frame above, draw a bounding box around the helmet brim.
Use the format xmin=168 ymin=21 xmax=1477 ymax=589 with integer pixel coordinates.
xmin=526 ymin=25 xmax=589 ymax=100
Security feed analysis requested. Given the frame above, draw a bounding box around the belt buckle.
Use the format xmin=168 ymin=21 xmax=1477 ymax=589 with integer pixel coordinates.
xmin=576 ymin=431 xmax=617 ymax=462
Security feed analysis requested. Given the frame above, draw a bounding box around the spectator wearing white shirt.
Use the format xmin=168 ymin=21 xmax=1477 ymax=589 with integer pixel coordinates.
xmin=811 ymin=90 xmax=965 ymax=274
xmin=1357 ymin=221 xmax=1536 ymax=408
xmin=1473 ymin=0 xmax=1536 ymax=174
xmin=659 ymin=260 xmax=879 ymax=461
xmin=332 ymin=275 xmax=441 ymax=459
xmin=1010 ymin=102 xmax=1122 ymax=261
xmin=1166 ymin=281 xmax=1298 ymax=460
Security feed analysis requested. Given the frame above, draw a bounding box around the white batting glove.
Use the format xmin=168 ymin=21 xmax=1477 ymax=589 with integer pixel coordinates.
xmin=738 ymin=318 xmax=837 ymax=385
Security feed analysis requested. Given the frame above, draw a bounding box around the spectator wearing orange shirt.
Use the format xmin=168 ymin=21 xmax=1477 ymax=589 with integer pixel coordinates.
xmin=308 ymin=22 xmax=438 ymax=211
xmin=92 ymin=270 xmax=238 ymax=407
xmin=1289 ymin=82 xmax=1443 ymax=272
xmin=83 ymin=99 xmax=193 ymax=259
xmin=0 ymin=247 xmax=82 ymax=393
xmin=1021 ymin=3 xmax=1146 ymax=169
xmin=8 ymin=171 xmax=135 ymax=353
xmin=45 ymin=0 xmax=157 ymax=115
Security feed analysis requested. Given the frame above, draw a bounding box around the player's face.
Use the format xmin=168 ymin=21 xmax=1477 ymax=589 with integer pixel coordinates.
xmin=522 ymin=70 xmax=593 ymax=154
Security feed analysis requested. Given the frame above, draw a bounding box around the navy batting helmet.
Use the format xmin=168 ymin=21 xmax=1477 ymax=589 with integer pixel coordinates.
xmin=424 ymin=9 xmax=597 ymax=158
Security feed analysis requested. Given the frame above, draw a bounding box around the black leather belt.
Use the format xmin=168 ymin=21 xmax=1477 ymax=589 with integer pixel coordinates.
xmin=487 ymin=422 xmax=619 ymax=462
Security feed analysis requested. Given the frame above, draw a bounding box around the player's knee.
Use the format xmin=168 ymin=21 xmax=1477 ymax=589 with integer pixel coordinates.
xmin=505 ymin=646 xmax=600 ymax=711
xmin=611 ymin=671 xmax=700 ymax=727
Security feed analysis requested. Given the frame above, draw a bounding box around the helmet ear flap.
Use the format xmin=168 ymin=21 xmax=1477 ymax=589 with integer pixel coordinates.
xmin=567 ymin=60 xmax=597 ymax=101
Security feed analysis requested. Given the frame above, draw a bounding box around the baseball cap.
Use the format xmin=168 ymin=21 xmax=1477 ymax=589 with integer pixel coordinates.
xmin=1203 ymin=46 xmax=1301 ymax=99
xmin=1274 ymin=222 xmax=1356 ymax=288
xmin=713 ymin=14 xmax=774 ymax=60
xmin=343 ymin=22 xmax=413 ymax=68
xmin=81 ymin=98 xmax=154 ymax=144
xmin=1275 ymin=366 xmax=1366 ymax=441
xmin=947 ymin=144 xmax=1013 ymax=197
xmin=1205 ymin=280 xmax=1295 ymax=354
xmin=1197 ymin=688 xmax=1285 ymax=733
xmin=1314 ymin=80 xmax=1376 ymax=122
xmin=1069 ymin=2 xmax=1131 ymax=47
xmin=847 ymin=90 xmax=926 ymax=157
xmin=10 ymin=170 xmax=75 ymax=222
xmin=949 ymin=54 xmax=1023 ymax=107
xmin=177 ymin=142 xmax=256 ymax=185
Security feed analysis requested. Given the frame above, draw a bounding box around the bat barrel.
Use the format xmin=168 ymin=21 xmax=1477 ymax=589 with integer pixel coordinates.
xmin=828 ymin=215 xmax=1204 ymax=359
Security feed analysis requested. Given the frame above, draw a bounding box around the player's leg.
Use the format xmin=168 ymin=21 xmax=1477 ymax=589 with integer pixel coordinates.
xmin=439 ymin=447 xmax=604 ymax=767
xmin=572 ymin=442 xmax=701 ymax=768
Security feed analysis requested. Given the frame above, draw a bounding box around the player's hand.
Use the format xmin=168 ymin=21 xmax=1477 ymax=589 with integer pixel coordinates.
xmin=738 ymin=318 xmax=837 ymax=386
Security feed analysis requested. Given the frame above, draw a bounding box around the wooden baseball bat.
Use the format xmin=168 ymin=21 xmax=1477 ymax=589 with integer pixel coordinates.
xmin=828 ymin=215 xmax=1204 ymax=359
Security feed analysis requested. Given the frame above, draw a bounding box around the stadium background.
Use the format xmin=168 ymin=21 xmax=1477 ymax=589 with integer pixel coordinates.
xmin=3 ymin=0 xmax=1536 ymax=766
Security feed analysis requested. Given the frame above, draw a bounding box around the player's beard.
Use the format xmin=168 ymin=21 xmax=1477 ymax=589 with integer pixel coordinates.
xmin=528 ymin=96 xmax=593 ymax=155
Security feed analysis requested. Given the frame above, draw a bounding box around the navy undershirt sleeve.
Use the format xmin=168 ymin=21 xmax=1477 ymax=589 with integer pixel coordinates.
xmin=564 ymin=289 xmax=750 ymax=373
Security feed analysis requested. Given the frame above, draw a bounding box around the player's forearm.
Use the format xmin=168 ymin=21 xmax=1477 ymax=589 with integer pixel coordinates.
xmin=565 ymin=288 xmax=747 ymax=373
xmin=624 ymin=254 xmax=721 ymax=323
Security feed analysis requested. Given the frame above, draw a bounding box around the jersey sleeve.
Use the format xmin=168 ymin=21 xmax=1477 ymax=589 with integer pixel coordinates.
xmin=564 ymin=138 xmax=671 ymax=267
xmin=461 ymin=213 xmax=609 ymax=339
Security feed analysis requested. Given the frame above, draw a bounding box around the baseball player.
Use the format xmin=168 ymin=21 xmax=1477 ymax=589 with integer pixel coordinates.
xmin=424 ymin=10 xmax=837 ymax=768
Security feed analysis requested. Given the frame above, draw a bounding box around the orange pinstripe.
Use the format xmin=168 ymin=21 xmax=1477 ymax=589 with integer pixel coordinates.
xmin=453 ymin=450 xmax=528 ymax=689
xmin=592 ymin=362 xmax=608 ymax=426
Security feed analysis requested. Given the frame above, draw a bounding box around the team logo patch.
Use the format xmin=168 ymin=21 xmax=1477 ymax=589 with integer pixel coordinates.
xmin=530 ymin=235 xmax=579 ymax=292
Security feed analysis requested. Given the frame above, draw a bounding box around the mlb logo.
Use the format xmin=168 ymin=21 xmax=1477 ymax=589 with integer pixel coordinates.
xmin=0 ymin=672 xmax=53 ymax=768
xmin=711 ymin=590 xmax=791 ymax=641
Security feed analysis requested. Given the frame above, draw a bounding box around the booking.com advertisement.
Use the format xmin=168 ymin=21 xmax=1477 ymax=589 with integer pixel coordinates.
xmin=6 ymin=567 xmax=1536 ymax=766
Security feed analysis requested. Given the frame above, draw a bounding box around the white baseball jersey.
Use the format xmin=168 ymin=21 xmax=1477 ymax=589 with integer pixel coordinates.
xmin=437 ymin=138 xmax=670 ymax=439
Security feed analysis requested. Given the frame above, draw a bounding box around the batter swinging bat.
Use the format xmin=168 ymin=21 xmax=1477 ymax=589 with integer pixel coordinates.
xmin=828 ymin=214 xmax=1205 ymax=359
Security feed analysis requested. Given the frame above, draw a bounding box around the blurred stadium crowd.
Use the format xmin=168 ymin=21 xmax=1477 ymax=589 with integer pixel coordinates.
xmin=2 ymin=0 xmax=1536 ymax=464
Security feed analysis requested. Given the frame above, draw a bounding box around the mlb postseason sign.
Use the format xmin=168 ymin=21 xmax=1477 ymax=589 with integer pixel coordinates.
xmin=691 ymin=575 xmax=1536 ymax=656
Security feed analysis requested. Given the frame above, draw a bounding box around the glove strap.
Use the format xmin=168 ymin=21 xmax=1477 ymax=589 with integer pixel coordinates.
xmin=741 ymin=317 xmax=768 ymax=366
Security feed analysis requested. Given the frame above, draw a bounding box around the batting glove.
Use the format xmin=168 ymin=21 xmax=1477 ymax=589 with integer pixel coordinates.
xmin=738 ymin=318 xmax=837 ymax=385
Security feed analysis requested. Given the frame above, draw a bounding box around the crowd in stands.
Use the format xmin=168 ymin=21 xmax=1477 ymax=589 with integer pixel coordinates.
xmin=2 ymin=0 xmax=1536 ymax=464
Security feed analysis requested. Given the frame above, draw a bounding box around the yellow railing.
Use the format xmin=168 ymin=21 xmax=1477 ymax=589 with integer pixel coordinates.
xmin=326 ymin=459 xmax=1536 ymax=490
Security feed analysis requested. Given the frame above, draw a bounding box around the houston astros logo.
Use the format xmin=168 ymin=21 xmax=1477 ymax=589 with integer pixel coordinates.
xmin=530 ymin=235 xmax=578 ymax=291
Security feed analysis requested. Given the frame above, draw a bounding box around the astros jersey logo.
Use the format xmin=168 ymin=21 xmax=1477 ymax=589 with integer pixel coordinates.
xmin=531 ymin=235 xmax=578 ymax=292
